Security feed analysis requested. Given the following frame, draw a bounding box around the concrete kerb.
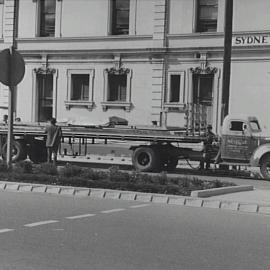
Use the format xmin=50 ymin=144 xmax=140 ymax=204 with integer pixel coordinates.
xmin=0 ymin=181 xmax=269 ymax=215
xmin=190 ymin=185 xmax=254 ymax=198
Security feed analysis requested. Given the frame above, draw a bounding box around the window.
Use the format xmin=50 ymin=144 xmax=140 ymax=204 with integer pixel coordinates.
xmin=37 ymin=74 xmax=53 ymax=122
xmin=33 ymin=68 xmax=57 ymax=122
xmin=193 ymin=74 xmax=213 ymax=105
xmin=250 ymin=120 xmax=260 ymax=132
xmin=71 ymin=74 xmax=89 ymax=101
xmin=39 ymin=0 xmax=56 ymax=37
xmin=102 ymin=68 xmax=132 ymax=111
xmin=165 ymin=71 xmax=185 ymax=109
xmin=108 ymin=74 xmax=127 ymax=101
xmin=65 ymin=70 xmax=95 ymax=110
xmin=196 ymin=0 xmax=218 ymax=32
xmin=169 ymin=75 xmax=181 ymax=102
xmin=111 ymin=0 xmax=130 ymax=35
xmin=230 ymin=121 xmax=244 ymax=131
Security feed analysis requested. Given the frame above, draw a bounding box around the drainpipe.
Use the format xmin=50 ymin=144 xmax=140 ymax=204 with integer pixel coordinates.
xmin=160 ymin=0 xmax=169 ymax=127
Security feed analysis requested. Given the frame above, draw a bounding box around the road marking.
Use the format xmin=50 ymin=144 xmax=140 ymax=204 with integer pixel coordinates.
xmin=24 ymin=220 xmax=59 ymax=227
xmin=130 ymin=204 xmax=150 ymax=208
xmin=101 ymin=208 xmax=125 ymax=214
xmin=0 ymin=229 xmax=14 ymax=234
xmin=66 ymin=214 xmax=96 ymax=220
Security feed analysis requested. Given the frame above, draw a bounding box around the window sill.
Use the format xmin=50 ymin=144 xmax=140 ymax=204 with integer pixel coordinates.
xmin=101 ymin=101 xmax=132 ymax=112
xmin=164 ymin=103 xmax=186 ymax=112
xmin=65 ymin=101 xmax=95 ymax=111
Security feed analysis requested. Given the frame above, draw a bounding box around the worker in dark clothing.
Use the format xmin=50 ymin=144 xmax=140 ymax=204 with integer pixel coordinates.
xmin=45 ymin=118 xmax=62 ymax=165
xmin=2 ymin=114 xmax=8 ymax=124
xmin=200 ymin=124 xmax=215 ymax=170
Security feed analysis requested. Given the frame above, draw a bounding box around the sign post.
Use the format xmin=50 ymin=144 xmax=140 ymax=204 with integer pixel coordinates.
xmin=0 ymin=47 xmax=25 ymax=168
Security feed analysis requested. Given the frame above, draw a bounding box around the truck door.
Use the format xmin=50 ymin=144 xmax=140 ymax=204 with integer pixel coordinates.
xmin=221 ymin=120 xmax=257 ymax=162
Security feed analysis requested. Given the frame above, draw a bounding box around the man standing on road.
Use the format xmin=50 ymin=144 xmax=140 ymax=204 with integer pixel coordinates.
xmin=45 ymin=118 xmax=62 ymax=165
xmin=200 ymin=124 xmax=215 ymax=170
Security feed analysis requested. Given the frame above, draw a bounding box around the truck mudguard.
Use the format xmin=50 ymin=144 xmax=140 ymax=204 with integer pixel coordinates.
xmin=250 ymin=143 xmax=270 ymax=167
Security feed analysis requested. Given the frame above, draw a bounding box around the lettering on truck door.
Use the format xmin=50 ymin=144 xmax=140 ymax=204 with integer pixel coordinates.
xmin=221 ymin=120 xmax=257 ymax=162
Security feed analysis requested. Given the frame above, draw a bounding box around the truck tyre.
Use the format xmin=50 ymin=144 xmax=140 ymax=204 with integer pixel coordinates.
xmin=1 ymin=140 xmax=27 ymax=162
xmin=260 ymin=155 xmax=270 ymax=180
xmin=132 ymin=147 xmax=160 ymax=172
xmin=28 ymin=140 xmax=47 ymax=163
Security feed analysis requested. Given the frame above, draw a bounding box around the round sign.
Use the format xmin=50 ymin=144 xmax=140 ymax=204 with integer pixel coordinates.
xmin=0 ymin=48 xmax=25 ymax=87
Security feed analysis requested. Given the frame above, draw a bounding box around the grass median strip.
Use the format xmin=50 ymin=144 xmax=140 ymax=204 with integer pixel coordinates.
xmin=0 ymin=162 xmax=237 ymax=197
xmin=24 ymin=220 xmax=59 ymax=227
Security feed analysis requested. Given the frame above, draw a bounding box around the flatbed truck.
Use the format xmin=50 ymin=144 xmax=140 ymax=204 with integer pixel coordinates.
xmin=1 ymin=114 xmax=270 ymax=180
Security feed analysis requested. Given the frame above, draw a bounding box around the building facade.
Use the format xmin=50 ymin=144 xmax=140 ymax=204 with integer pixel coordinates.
xmin=0 ymin=0 xmax=270 ymax=133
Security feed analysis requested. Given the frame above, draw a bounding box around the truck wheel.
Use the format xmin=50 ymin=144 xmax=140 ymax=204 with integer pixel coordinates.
xmin=260 ymin=156 xmax=270 ymax=180
xmin=28 ymin=140 xmax=47 ymax=163
xmin=132 ymin=147 xmax=160 ymax=172
xmin=1 ymin=140 xmax=27 ymax=162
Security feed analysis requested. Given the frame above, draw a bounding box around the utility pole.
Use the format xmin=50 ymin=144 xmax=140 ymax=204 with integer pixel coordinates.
xmin=221 ymin=0 xmax=233 ymax=121
xmin=6 ymin=0 xmax=18 ymax=168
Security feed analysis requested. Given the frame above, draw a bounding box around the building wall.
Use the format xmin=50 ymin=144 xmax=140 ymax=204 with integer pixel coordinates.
xmin=233 ymin=0 xmax=270 ymax=31
xmin=230 ymin=60 xmax=270 ymax=129
xmin=2 ymin=0 xmax=270 ymax=132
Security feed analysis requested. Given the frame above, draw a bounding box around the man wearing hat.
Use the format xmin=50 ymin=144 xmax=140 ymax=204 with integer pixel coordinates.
xmin=200 ymin=124 xmax=215 ymax=170
xmin=45 ymin=118 xmax=62 ymax=165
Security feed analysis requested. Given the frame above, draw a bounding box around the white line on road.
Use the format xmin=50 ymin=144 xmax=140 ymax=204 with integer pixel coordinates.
xmin=24 ymin=220 xmax=59 ymax=227
xmin=66 ymin=214 xmax=96 ymax=220
xmin=0 ymin=229 xmax=14 ymax=234
xmin=101 ymin=208 xmax=126 ymax=214
xmin=130 ymin=204 xmax=150 ymax=208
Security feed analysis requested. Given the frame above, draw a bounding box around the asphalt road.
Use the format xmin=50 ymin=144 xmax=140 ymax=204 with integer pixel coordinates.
xmin=1 ymin=190 xmax=270 ymax=270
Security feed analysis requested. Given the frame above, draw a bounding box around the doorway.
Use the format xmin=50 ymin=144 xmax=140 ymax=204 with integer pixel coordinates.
xmin=193 ymin=74 xmax=214 ymax=125
xmin=37 ymin=73 xmax=53 ymax=122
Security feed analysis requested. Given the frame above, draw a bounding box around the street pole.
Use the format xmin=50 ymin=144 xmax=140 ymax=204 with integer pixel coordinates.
xmin=221 ymin=0 xmax=233 ymax=121
xmin=6 ymin=0 xmax=17 ymax=168
xmin=6 ymin=54 xmax=14 ymax=168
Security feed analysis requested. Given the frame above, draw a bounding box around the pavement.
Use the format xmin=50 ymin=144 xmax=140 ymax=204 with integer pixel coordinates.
xmin=211 ymin=189 xmax=270 ymax=205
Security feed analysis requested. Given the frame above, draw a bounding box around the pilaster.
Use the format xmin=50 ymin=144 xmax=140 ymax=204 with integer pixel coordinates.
xmin=152 ymin=0 xmax=167 ymax=48
xmin=3 ymin=0 xmax=15 ymax=45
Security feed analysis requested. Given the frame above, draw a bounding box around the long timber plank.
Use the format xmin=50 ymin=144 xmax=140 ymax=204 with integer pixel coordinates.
xmin=0 ymin=124 xmax=205 ymax=143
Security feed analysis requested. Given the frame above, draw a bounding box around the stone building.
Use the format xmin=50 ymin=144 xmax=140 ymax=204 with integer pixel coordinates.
xmin=0 ymin=0 xmax=270 ymax=133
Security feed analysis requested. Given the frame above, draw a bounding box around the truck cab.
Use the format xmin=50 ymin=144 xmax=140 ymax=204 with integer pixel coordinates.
xmin=220 ymin=115 xmax=270 ymax=180
xmin=220 ymin=115 xmax=262 ymax=164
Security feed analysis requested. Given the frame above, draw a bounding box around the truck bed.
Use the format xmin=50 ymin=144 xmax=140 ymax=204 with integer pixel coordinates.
xmin=0 ymin=123 xmax=206 ymax=144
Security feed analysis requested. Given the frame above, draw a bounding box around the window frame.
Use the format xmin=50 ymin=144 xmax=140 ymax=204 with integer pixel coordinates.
xmin=36 ymin=0 xmax=56 ymax=37
xmin=101 ymin=68 xmax=132 ymax=111
xmin=65 ymin=69 xmax=95 ymax=111
xmin=164 ymin=71 xmax=185 ymax=110
xmin=195 ymin=0 xmax=218 ymax=33
xmin=34 ymin=0 xmax=62 ymax=38
xmin=32 ymin=68 xmax=58 ymax=122
xmin=109 ymin=0 xmax=130 ymax=36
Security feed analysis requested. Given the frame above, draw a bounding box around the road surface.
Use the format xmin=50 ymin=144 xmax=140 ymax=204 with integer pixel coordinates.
xmin=0 ymin=190 xmax=270 ymax=270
